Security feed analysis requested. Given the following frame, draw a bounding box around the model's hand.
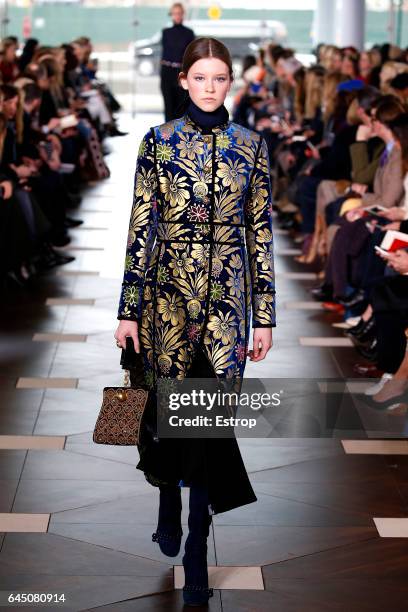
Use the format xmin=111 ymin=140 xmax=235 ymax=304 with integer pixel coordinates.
xmin=248 ymin=328 xmax=273 ymax=362
xmin=114 ymin=320 xmax=140 ymax=352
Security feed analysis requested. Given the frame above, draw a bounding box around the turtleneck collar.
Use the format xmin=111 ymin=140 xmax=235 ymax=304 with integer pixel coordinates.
xmin=186 ymin=99 xmax=229 ymax=134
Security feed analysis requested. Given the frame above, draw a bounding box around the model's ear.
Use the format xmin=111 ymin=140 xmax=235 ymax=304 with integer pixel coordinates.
xmin=178 ymin=71 xmax=188 ymax=91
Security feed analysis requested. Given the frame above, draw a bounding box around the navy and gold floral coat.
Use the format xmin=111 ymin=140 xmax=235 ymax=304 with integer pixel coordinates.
xmin=117 ymin=113 xmax=276 ymax=388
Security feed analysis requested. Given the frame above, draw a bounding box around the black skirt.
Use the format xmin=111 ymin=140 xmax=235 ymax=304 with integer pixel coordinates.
xmin=131 ymin=344 xmax=257 ymax=515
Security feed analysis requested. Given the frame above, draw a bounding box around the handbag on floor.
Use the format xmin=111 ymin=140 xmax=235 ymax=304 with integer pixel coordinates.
xmin=93 ymin=338 xmax=148 ymax=446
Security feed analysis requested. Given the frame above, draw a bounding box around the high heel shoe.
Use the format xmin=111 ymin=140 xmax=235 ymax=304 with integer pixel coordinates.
xmin=360 ymin=391 xmax=408 ymax=411
xmin=295 ymin=213 xmax=325 ymax=265
xmin=152 ymin=485 xmax=182 ymax=557
xmin=295 ymin=234 xmax=319 ymax=264
xmin=337 ymin=289 xmax=366 ymax=309
xmin=345 ymin=316 xmax=375 ymax=340
xmin=182 ymin=486 xmax=214 ymax=607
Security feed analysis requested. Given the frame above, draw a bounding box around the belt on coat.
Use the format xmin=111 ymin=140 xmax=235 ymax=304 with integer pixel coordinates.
xmin=161 ymin=60 xmax=182 ymax=68
xmin=155 ymin=220 xmax=247 ymax=244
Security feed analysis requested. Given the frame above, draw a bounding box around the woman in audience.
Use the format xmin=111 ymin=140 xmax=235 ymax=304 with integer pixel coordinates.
xmin=231 ymin=39 xmax=407 ymax=391
xmin=0 ymin=33 xmax=115 ymax=290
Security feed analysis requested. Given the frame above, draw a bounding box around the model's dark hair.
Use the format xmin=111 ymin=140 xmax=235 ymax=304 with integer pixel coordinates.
xmin=180 ymin=37 xmax=234 ymax=80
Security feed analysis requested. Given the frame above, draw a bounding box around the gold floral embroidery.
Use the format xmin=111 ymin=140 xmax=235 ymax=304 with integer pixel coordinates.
xmin=207 ymin=311 xmax=237 ymax=346
xmin=160 ymin=171 xmax=189 ymax=208
xmin=216 ymin=159 xmax=246 ymax=192
xmin=176 ymin=132 xmax=204 ymax=159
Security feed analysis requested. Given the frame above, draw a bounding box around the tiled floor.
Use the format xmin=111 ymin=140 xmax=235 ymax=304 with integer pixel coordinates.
xmin=1 ymin=112 xmax=408 ymax=611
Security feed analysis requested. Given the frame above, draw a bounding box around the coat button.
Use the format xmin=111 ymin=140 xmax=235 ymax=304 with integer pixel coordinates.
xmin=193 ymin=181 xmax=209 ymax=197
xmin=203 ymin=135 xmax=212 ymax=144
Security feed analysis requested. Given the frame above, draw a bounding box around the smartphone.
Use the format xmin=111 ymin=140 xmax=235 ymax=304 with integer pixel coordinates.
xmin=120 ymin=336 xmax=142 ymax=369
xmin=365 ymin=205 xmax=387 ymax=216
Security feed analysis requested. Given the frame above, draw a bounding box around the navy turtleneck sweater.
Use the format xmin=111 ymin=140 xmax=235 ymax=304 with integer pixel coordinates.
xmin=186 ymin=99 xmax=229 ymax=133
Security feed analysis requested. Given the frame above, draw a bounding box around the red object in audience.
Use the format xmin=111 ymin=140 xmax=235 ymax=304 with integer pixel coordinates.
xmin=380 ymin=230 xmax=408 ymax=252
xmin=353 ymin=363 xmax=384 ymax=378
xmin=322 ymin=302 xmax=346 ymax=314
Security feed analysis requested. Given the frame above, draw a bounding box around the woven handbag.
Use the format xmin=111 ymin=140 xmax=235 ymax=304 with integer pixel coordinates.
xmin=93 ymin=339 xmax=149 ymax=445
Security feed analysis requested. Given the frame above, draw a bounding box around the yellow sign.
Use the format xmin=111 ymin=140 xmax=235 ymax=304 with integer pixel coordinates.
xmin=208 ymin=5 xmax=222 ymax=20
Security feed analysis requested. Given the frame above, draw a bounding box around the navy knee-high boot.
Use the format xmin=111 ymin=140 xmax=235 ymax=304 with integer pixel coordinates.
xmin=152 ymin=484 xmax=183 ymax=557
xmin=182 ymin=485 xmax=214 ymax=606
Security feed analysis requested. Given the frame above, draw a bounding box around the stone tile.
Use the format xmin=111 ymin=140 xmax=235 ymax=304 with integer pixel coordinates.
xmin=1 ymin=338 xmax=59 ymax=377
xmin=0 ymin=533 xmax=173 ymax=609
xmin=174 ymin=565 xmax=264 ymax=589
xmin=55 ymin=270 xmax=100 ymax=276
xmin=0 ymin=451 xmax=27 ymax=478
xmin=45 ymin=298 xmax=95 ymax=306
xmin=32 ymin=333 xmax=87 ymax=342
xmin=253 ymin=479 xmax=405 ymax=519
xmin=244 ymin=346 xmax=340 ymax=378
xmin=49 ymin=487 xmax=187 ymax=525
xmin=57 ymin=245 xmax=104 ymax=251
xmin=49 ymin=342 xmax=118 ymax=378
xmin=0 ymin=513 xmax=49 ymax=532
xmin=0 ymin=480 xmax=19 ymax=512
xmin=0 ymin=389 xmax=43 ymax=435
xmin=16 ymin=378 xmax=78 ymax=389
xmin=64 ymin=439 xmax=143 ymax=465
xmin=262 ymin=537 xmax=408 ymax=579
xmin=0 ymin=435 xmax=65 ymax=450
xmin=373 ymin=518 xmax=408 ymax=537
xmin=223 ymin=580 xmax=408 ymax=612
xmin=33 ymin=409 xmax=98 ymax=437
xmin=299 ymin=337 xmax=353 ymax=347
xmin=276 ymin=248 xmax=302 ymax=256
xmin=285 ymin=301 xmax=324 ymax=310
xmin=276 ymin=271 xmax=318 ymax=280
xmin=21 ymin=449 xmax=140 ymax=481
xmin=342 ymin=440 xmax=408 ymax=454
xmin=240 ymin=441 xmax=343 ymax=473
xmin=88 ymin=590 xmax=222 ymax=611
xmin=249 ymin=454 xmax=392 ymax=484
xmin=212 ymin=524 xmax=375 ymax=566
xmin=48 ymin=521 xmax=216 ymax=565
xmin=220 ymin=589 xmax=300 ymax=612
xmin=61 ymin=306 xmax=117 ymax=335
xmin=213 ymin=491 xmax=371 ymax=527
xmin=72 ymin=226 xmax=109 ymax=231
xmin=0 ymin=575 xmax=174 ymax=612
xmin=13 ymin=478 xmax=145 ymax=514
xmin=0 ymin=533 xmax=173 ymax=582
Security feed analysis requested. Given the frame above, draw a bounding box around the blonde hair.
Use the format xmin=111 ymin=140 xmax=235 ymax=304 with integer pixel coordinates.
xmin=380 ymin=61 xmax=408 ymax=93
xmin=322 ymin=71 xmax=348 ymax=122
xmin=304 ymin=68 xmax=324 ymax=120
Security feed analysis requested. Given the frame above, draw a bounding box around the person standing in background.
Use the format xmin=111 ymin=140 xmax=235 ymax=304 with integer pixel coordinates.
xmin=160 ymin=2 xmax=194 ymax=121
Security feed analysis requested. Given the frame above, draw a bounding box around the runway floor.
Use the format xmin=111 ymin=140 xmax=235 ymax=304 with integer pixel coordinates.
xmin=1 ymin=114 xmax=408 ymax=611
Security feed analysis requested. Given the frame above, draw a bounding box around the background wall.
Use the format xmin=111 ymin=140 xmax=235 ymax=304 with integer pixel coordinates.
xmin=3 ymin=5 xmax=407 ymax=51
